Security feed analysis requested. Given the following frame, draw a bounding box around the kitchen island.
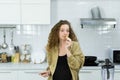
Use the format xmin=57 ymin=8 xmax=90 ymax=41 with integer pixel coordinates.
xmin=0 ymin=63 xmax=120 ymax=80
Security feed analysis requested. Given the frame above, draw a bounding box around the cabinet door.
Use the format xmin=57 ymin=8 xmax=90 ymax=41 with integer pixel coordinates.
xmin=21 ymin=0 xmax=50 ymax=24
xmin=0 ymin=1 xmax=20 ymax=24
xmin=0 ymin=4 xmax=20 ymax=24
xmin=79 ymin=70 xmax=101 ymax=80
xmin=114 ymin=70 xmax=120 ymax=80
xmin=0 ymin=70 xmax=17 ymax=80
xmin=21 ymin=4 xmax=50 ymax=24
xmin=18 ymin=70 xmax=47 ymax=80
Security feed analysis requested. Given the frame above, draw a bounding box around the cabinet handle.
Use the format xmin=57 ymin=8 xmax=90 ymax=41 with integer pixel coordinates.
xmin=0 ymin=72 xmax=11 ymax=73
xmin=24 ymin=72 xmax=39 ymax=74
xmin=80 ymin=71 xmax=92 ymax=73
xmin=115 ymin=71 xmax=120 ymax=73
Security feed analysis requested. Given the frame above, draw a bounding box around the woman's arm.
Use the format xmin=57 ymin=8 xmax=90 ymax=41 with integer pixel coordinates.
xmin=67 ymin=42 xmax=85 ymax=70
xmin=39 ymin=47 xmax=52 ymax=78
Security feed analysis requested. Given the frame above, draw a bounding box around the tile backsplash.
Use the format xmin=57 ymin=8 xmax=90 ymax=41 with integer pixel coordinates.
xmin=0 ymin=25 xmax=50 ymax=63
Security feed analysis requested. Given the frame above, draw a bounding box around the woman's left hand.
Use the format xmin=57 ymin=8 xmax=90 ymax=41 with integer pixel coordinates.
xmin=39 ymin=71 xmax=50 ymax=77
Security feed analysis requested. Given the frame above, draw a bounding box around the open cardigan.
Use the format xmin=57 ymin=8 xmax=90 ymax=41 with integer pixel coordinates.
xmin=46 ymin=41 xmax=85 ymax=80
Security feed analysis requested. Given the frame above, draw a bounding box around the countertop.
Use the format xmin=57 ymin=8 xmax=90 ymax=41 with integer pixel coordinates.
xmin=0 ymin=63 xmax=48 ymax=70
xmin=0 ymin=63 xmax=120 ymax=70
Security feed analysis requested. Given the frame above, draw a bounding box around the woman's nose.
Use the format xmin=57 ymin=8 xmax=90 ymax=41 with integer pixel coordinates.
xmin=64 ymin=31 xmax=68 ymax=34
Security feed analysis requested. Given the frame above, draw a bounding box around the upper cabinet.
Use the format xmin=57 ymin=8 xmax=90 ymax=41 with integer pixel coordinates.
xmin=0 ymin=0 xmax=20 ymax=24
xmin=21 ymin=0 xmax=50 ymax=24
xmin=0 ymin=0 xmax=50 ymax=24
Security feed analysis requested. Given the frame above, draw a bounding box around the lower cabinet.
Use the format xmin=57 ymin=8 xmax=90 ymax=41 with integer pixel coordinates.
xmin=79 ymin=69 xmax=101 ymax=80
xmin=0 ymin=68 xmax=120 ymax=80
xmin=114 ymin=70 xmax=120 ymax=80
xmin=18 ymin=70 xmax=47 ymax=80
xmin=0 ymin=70 xmax=47 ymax=80
xmin=79 ymin=69 xmax=120 ymax=80
xmin=0 ymin=70 xmax=17 ymax=80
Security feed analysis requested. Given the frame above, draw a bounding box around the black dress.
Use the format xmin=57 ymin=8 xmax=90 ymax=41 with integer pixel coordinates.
xmin=53 ymin=55 xmax=72 ymax=80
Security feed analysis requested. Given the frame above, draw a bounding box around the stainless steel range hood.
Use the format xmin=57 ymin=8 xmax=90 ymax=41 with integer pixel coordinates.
xmin=80 ymin=7 xmax=117 ymax=29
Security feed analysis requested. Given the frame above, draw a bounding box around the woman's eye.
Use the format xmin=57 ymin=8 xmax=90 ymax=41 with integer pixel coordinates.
xmin=60 ymin=30 xmax=64 ymax=32
xmin=67 ymin=30 xmax=69 ymax=32
xmin=60 ymin=29 xmax=69 ymax=32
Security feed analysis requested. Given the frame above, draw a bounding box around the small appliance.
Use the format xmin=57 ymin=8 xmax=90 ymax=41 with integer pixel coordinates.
xmin=110 ymin=49 xmax=120 ymax=64
xmin=101 ymin=59 xmax=114 ymax=80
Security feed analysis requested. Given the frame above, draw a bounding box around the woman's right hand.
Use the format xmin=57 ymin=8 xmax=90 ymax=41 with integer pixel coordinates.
xmin=39 ymin=71 xmax=50 ymax=77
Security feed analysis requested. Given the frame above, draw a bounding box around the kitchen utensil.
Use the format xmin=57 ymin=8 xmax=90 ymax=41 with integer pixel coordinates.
xmin=0 ymin=45 xmax=1 ymax=49
xmin=101 ymin=59 xmax=114 ymax=80
xmin=2 ymin=29 xmax=8 ymax=49
xmin=0 ymin=30 xmax=2 ymax=49
xmin=9 ymin=29 xmax=14 ymax=55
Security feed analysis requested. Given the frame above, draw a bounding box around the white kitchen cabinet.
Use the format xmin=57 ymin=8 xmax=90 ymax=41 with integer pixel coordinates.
xmin=0 ymin=70 xmax=17 ymax=80
xmin=1 ymin=63 xmax=120 ymax=80
xmin=21 ymin=3 xmax=50 ymax=24
xmin=0 ymin=0 xmax=50 ymax=24
xmin=18 ymin=70 xmax=47 ymax=80
xmin=114 ymin=70 xmax=120 ymax=80
xmin=0 ymin=69 xmax=47 ymax=80
xmin=21 ymin=0 xmax=50 ymax=24
xmin=0 ymin=1 xmax=20 ymax=24
xmin=79 ymin=69 xmax=101 ymax=80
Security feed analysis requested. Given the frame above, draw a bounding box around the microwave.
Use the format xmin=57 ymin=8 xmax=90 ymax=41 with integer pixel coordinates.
xmin=110 ymin=49 xmax=120 ymax=63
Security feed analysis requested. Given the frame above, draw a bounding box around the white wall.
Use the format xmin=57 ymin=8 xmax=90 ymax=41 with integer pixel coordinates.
xmin=51 ymin=0 xmax=120 ymax=60
xmin=0 ymin=0 xmax=120 ymax=61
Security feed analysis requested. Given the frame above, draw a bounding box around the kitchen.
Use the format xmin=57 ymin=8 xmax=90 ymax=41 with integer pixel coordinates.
xmin=0 ymin=0 xmax=120 ymax=80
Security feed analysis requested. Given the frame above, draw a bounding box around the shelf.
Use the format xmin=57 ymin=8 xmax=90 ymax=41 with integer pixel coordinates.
xmin=0 ymin=24 xmax=16 ymax=29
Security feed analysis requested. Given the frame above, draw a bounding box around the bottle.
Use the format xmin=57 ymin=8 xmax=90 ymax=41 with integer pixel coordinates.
xmin=13 ymin=46 xmax=20 ymax=63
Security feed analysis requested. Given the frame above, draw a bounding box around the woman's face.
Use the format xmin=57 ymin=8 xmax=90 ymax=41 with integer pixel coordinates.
xmin=59 ymin=24 xmax=70 ymax=41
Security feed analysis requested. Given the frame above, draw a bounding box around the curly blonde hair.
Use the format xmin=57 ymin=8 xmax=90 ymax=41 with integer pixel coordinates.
xmin=46 ymin=20 xmax=78 ymax=51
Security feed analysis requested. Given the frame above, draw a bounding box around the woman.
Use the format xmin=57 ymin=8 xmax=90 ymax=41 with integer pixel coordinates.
xmin=40 ymin=20 xmax=85 ymax=80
